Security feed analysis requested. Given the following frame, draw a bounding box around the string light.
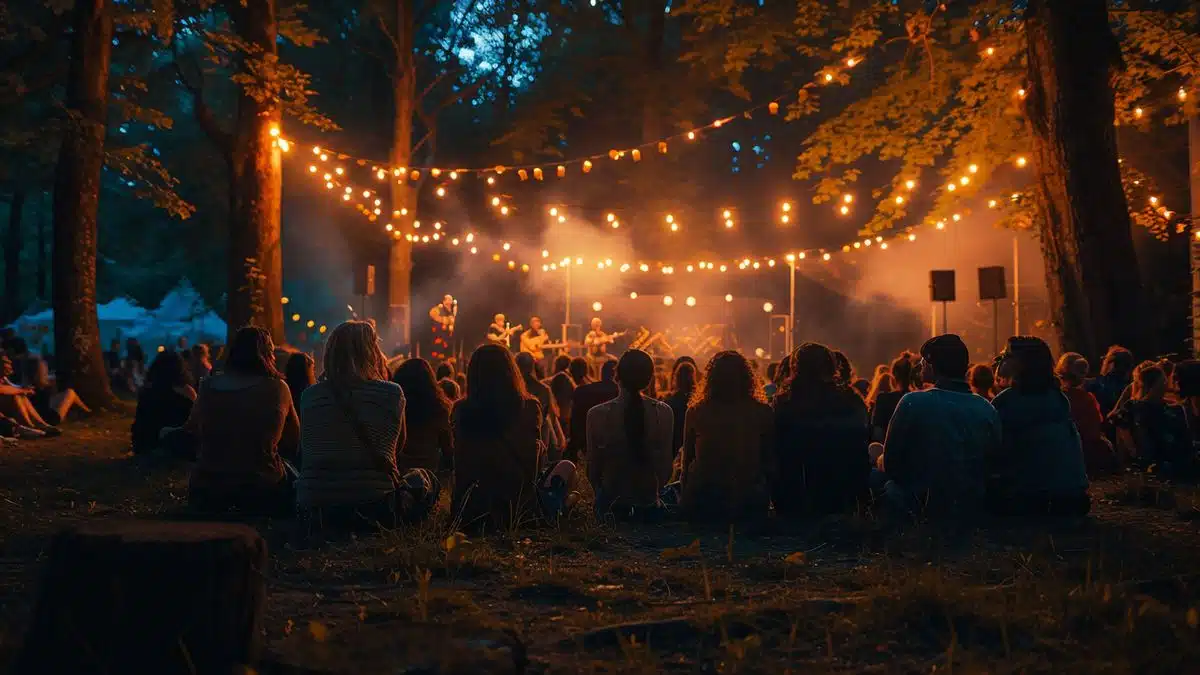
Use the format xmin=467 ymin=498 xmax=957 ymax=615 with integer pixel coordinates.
xmin=686 ymin=296 xmax=697 ymax=307
xmin=842 ymin=194 xmax=854 ymax=204
xmin=663 ymin=296 xmax=674 ymax=306
xmin=905 ymin=180 xmax=916 ymax=190
xmin=1015 ymin=156 xmax=1028 ymax=168
xmin=630 ymin=292 xmax=638 ymax=299
xmin=491 ymin=196 xmax=501 ymax=206
xmin=725 ymin=294 xmax=733 ymax=302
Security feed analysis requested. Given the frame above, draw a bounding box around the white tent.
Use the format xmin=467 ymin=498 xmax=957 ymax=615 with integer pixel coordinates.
xmin=8 ymin=296 xmax=151 ymax=353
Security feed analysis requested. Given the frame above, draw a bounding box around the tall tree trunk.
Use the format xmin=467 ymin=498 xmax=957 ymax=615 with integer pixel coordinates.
xmin=224 ymin=0 xmax=284 ymax=345
xmin=52 ymin=0 xmax=114 ymax=407
xmin=1024 ymin=0 xmax=1148 ymax=361
xmin=37 ymin=191 xmax=47 ymax=300
xmin=3 ymin=190 xmax=25 ymax=324
xmin=388 ymin=0 xmax=416 ymax=348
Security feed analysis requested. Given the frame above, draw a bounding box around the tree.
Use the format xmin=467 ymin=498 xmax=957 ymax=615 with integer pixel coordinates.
xmin=3 ymin=190 xmax=25 ymax=323
xmin=1025 ymin=0 xmax=1147 ymax=359
xmin=172 ymin=0 xmax=332 ymax=344
xmin=677 ymin=0 xmax=1196 ymax=359
xmin=52 ymin=0 xmax=116 ymax=406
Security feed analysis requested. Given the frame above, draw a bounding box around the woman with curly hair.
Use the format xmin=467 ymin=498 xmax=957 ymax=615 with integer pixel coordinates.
xmin=185 ymin=326 xmax=299 ymax=515
xmin=772 ymin=342 xmax=871 ymax=516
xmin=678 ymin=351 xmax=775 ymax=522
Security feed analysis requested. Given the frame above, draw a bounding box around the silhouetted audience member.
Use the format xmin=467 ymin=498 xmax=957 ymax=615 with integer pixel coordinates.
xmin=968 ymin=363 xmax=996 ymax=401
xmin=392 ymin=358 xmax=454 ymax=473
xmin=297 ymin=321 xmax=437 ymax=531
xmin=865 ymin=371 xmax=896 ymax=417
xmin=184 ymin=326 xmax=299 ymax=515
xmin=763 ymin=362 xmax=780 ymax=402
xmin=679 ymin=351 xmax=774 ymax=522
xmin=1088 ymin=345 xmax=1135 ymax=418
xmin=772 ymin=343 xmax=870 ymax=516
xmin=851 ymin=378 xmax=870 ymax=400
xmin=552 ymin=354 xmax=572 ymax=376
xmin=548 ymin=371 xmax=575 ymax=443
xmin=833 ymin=350 xmax=854 ymax=386
xmin=1057 ymin=353 xmax=1117 ymax=477
xmin=587 ymin=350 xmax=673 ymax=520
xmin=879 ymin=335 xmax=999 ymax=518
xmin=131 ymin=350 xmax=196 ymax=455
xmin=664 ymin=361 xmax=698 ymax=455
xmin=24 ymin=356 xmax=90 ymax=425
xmin=870 ymin=352 xmax=916 ymax=442
xmin=438 ymin=377 xmax=461 ymax=401
xmin=0 ymin=354 xmax=59 ymax=435
xmin=568 ymin=359 xmax=618 ymax=461
xmin=1112 ymin=364 xmax=1194 ymax=477
xmin=435 ymin=362 xmax=454 ymax=383
xmin=454 ymin=372 xmax=467 ymax=396
xmin=1174 ymin=360 xmax=1200 ymax=448
xmin=285 ymin=352 xmax=316 ymax=408
xmin=190 ymin=344 xmax=213 ymax=385
xmin=988 ymin=338 xmax=1089 ymax=516
xmin=568 ymin=357 xmax=591 ymax=386
xmin=517 ymin=352 xmax=564 ymax=457
xmin=453 ymin=344 xmax=576 ymax=530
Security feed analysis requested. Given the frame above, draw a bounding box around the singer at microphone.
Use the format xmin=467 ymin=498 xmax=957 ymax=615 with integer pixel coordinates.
xmin=428 ymin=294 xmax=456 ymax=362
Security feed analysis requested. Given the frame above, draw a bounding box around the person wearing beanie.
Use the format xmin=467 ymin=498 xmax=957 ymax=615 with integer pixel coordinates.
xmin=878 ymin=334 xmax=1000 ymax=518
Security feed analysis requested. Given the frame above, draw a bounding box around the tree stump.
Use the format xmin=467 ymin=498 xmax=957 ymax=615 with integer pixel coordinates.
xmin=16 ymin=520 xmax=268 ymax=674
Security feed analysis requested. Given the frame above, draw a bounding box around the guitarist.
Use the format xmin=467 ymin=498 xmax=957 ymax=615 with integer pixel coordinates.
xmin=486 ymin=313 xmax=523 ymax=350
xmin=584 ymin=317 xmax=624 ymax=377
xmin=428 ymin=294 xmax=456 ymax=363
xmin=520 ymin=316 xmax=551 ymax=359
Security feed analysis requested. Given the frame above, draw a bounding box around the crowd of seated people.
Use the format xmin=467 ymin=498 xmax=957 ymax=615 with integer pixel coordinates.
xmin=27 ymin=309 xmax=1182 ymax=536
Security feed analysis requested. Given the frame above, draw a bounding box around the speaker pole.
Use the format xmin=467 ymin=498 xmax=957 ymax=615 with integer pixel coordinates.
xmin=942 ymin=300 xmax=948 ymax=336
xmin=1013 ymin=236 xmax=1021 ymax=336
xmin=993 ymin=298 xmax=1000 ymax=356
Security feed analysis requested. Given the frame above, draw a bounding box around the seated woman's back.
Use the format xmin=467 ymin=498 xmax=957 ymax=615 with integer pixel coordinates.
xmin=990 ymin=338 xmax=1088 ymax=501
xmin=772 ymin=344 xmax=871 ymax=515
xmin=391 ymin=358 xmax=453 ymax=473
xmin=131 ymin=350 xmax=195 ymax=454
xmin=191 ymin=372 xmax=296 ymax=484
xmin=451 ymin=345 xmax=544 ymax=530
xmin=678 ymin=352 xmax=773 ymax=520
xmin=298 ymin=378 xmax=403 ymax=507
xmin=586 ymin=350 xmax=674 ymax=516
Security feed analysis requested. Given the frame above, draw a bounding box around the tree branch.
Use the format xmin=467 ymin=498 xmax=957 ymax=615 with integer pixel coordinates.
xmin=171 ymin=57 xmax=234 ymax=162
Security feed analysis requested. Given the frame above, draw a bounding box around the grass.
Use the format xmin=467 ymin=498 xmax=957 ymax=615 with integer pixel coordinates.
xmin=3 ymin=412 xmax=1200 ymax=673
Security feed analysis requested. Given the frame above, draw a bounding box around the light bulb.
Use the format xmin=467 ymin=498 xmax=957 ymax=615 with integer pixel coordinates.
xmin=905 ymin=180 xmax=916 ymax=190
xmin=725 ymin=294 xmax=733 ymax=302
xmin=549 ymin=207 xmax=559 ymax=216
xmin=763 ymin=302 xmax=774 ymax=313
xmin=781 ymin=201 xmax=792 ymax=212
xmin=630 ymin=292 xmax=638 ymax=299
xmin=895 ymin=196 xmax=905 ymax=205
xmin=491 ymin=196 xmax=501 ymax=206
xmin=663 ymin=295 xmax=674 ymax=306
xmin=843 ymin=193 xmax=854 ymax=203
xmin=686 ymin=296 xmax=696 ymax=307
xmin=606 ymin=212 xmax=615 ymax=222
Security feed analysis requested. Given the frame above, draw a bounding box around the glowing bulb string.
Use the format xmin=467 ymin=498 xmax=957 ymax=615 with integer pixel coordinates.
xmin=270 ymin=50 xmax=875 ymax=177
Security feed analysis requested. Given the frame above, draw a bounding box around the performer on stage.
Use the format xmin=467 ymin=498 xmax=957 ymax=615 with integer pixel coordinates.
xmin=428 ymin=295 xmax=456 ymax=362
xmin=519 ymin=316 xmax=549 ymax=357
xmin=486 ymin=313 xmax=523 ymax=349
xmin=584 ymin=317 xmax=623 ymax=377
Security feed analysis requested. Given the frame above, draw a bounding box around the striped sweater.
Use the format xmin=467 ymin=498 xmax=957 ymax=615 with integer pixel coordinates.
xmin=297 ymin=379 xmax=405 ymax=507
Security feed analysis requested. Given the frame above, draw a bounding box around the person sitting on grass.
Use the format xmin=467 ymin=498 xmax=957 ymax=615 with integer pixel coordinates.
xmin=586 ymin=350 xmax=673 ymax=521
xmin=568 ymin=357 xmax=591 ymax=386
xmin=567 ymin=359 xmax=619 ymax=461
xmin=968 ymin=363 xmax=997 ymax=401
xmin=1174 ymin=360 xmax=1200 ymax=449
xmin=1057 ymin=352 xmax=1117 ymax=477
xmin=870 ymin=352 xmax=916 ymax=442
xmin=865 ymin=370 xmax=896 ymax=418
xmin=1111 ymin=364 xmax=1194 ymax=478
xmin=988 ymin=338 xmax=1089 ymax=516
xmin=879 ymin=335 xmax=999 ymax=519
xmin=297 ymin=321 xmax=439 ymax=532
xmin=678 ymin=351 xmax=775 ymax=523
xmin=131 ymin=350 xmax=196 ymax=456
xmin=1088 ymin=345 xmax=1135 ymax=418
xmin=285 ymin=352 xmax=316 ymax=409
xmin=453 ymin=344 xmax=577 ymax=531
xmin=23 ymin=356 xmax=91 ymax=426
xmin=664 ymin=360 xmax=698 ymax=457
xmin=517 ymin=352 xmax=565 ymax=459
xmin=184 ymin=326 xmax=299 ymax=515
xmin=190 ymin=344 xmax=213 ymax=385
xmin=438 ymin=377 xmax=461 ymax=401
xmin=0 ymin=354 xmax=60 ymax=436
xmin=390 ymin=357 xmax=453 ymax=473
xmin=548 ymin=371 xmax=575 ymax=443
xmin=772 ymin=343 xmax=871 ymax=516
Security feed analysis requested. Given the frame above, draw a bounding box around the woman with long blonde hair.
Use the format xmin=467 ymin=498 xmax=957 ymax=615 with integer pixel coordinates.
xmin=296 ymin=321 xmax=438 ymax=533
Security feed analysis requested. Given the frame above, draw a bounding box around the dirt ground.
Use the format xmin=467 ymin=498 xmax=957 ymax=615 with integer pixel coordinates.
xmin=3 ymin=412 xmax=1200 ymax=673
